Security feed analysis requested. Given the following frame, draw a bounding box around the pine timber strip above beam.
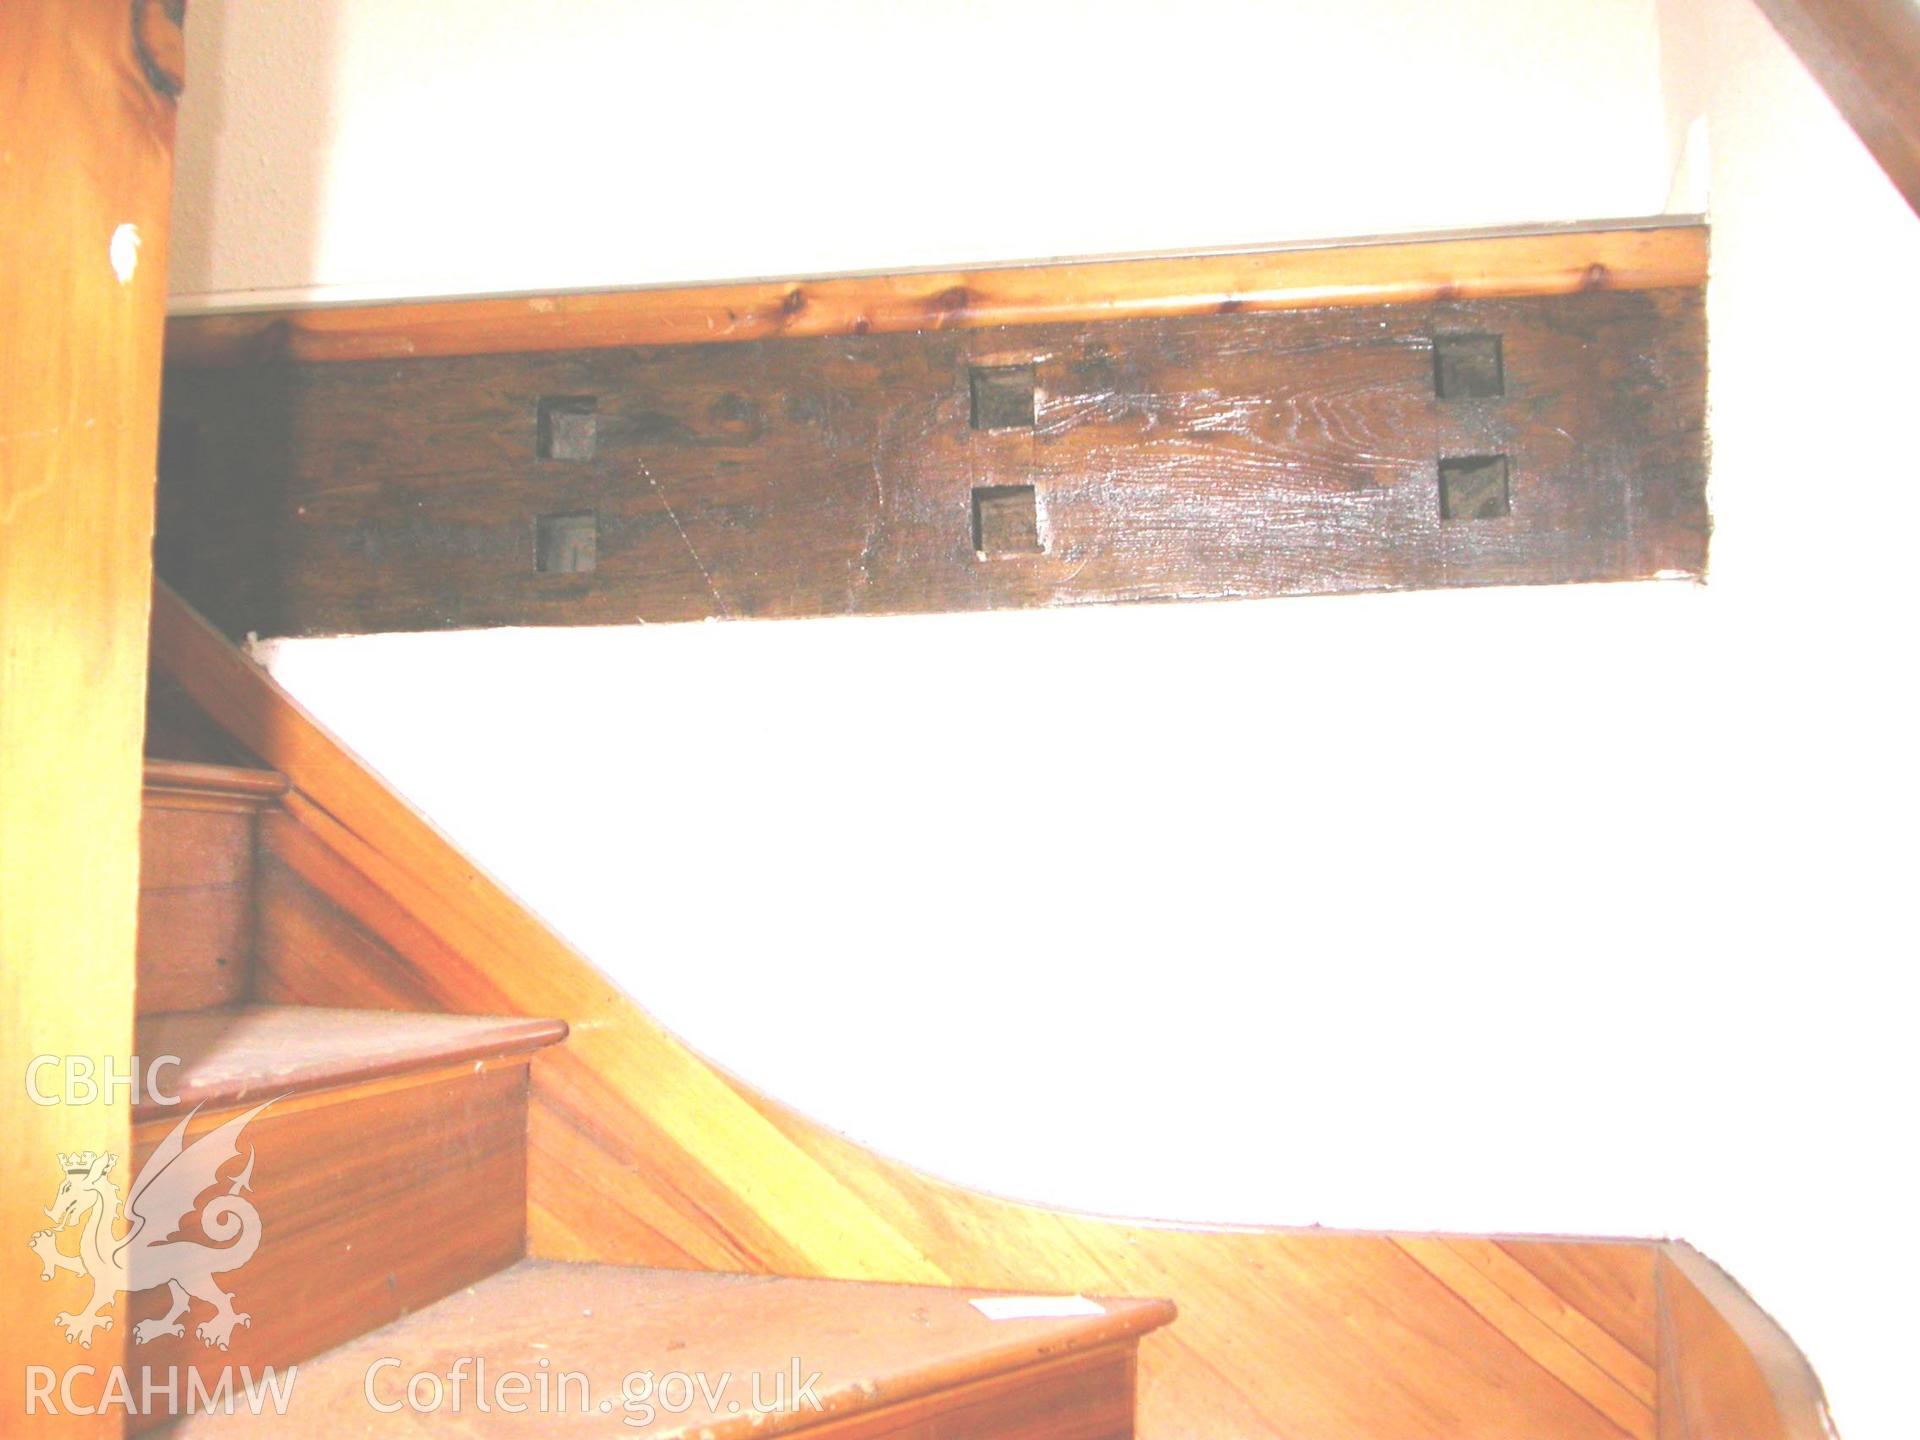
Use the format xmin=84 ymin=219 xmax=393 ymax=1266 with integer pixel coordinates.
xmin=164 ymin=221 xmax=1706 ymax=365
xmin=156 ymin=223 xmax=1709 ymax=637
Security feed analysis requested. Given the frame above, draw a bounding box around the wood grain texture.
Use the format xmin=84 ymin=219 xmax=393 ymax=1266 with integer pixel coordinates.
xmin=144 ymin=758 xmax=288 ymax=803
xmin=139 ymin=805 xmax=254 ymax=890
xmin=126 ymin=1061 xmax=534 ymax=1433
xmin=139 ymin=801 xmax=255 ymax=1012
xmin=157 ymin=287 xmax=1708 ymax=637
xmin=147 ymin=667 xmax=263 ymax=766
xmin=1393 ymin=1237 xmax=1654 ymax=1439
xmin=151 ymin=584 xmax=1677 ymax=1440
xmin=138 ymin=765 xmax=286 ymax=1013
xmin=162 ymin=223 xmax=1706 ymax=366
xmin=795 ymin=1344 xmax=1138 ymax=1440
xmin=131 ymin=1003 xmax=567 ymax=1117
xmin=0 ymin=1 xmax=179 ymax=1429
xmin=1503 ymin=1234 xmax=1662 ymax=1371
xmin=254 ymin=821 xmax=453 ymax=1011
xmin=165 ymin=1260 xmax=1166 ymax=1438
xmin=1656 ymin=1243 xmax=1835 ymax=1440
xmin=1752 ymin=0 xmax=1920 ymax=216
xmin=137 ymin=885 xmax=251 ymax=1012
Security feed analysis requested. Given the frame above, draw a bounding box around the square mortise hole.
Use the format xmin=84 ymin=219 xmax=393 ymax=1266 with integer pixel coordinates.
xmin=1438 ymin=455 xmax=1511 ymax=521
xmin=535 ymin=511 xmax=597 ymax=572
xmin=969 ymin=364 xmax=1036 ymax=431
xmin=972 ymin=485 xmax=1042 ymax=556
xmin=537 ymin=396 xmax=598 ymax=460
xmin=1433 ymin=335 xmax=1504 ymax=400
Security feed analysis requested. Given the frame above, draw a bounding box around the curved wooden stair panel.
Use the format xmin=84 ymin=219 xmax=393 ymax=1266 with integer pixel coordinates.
xmin=148 ymin=581 xmax=1832 ymax=1439
xmin=1658 ymin=1243 xmax=1836 ymax=1440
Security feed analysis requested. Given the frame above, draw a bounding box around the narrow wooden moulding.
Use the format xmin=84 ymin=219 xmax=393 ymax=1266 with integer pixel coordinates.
xmin=164 ymin=220 xmax=1707 ymax=365
xmin=143 ymin=756 xmax=289 ymax=804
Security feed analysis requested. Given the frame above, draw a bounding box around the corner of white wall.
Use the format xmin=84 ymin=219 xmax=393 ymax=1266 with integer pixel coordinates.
xmin=1647 ymin=2 xmax=1920 ymax=1434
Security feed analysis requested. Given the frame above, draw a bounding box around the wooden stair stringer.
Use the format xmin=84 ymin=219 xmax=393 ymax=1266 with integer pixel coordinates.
xmin=238 ymin=689 xmax=1659 ymax=1439
xmin=722 ymin=1079 xmax=1665 ymax=1440
xmin=254 ymin=793 xmax=917 ymax=1282
xmin=149 ymin=580 xmax=1817 ymax=1440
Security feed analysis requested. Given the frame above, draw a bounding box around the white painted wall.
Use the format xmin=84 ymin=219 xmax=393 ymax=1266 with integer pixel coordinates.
xmin=172 ymin=3 xmax=1916 ymax=1434
xmin=170 ymin=0 xmax=1672 ymax=306
xmin=1643 ymin=1 xmax=1920 ymax=1432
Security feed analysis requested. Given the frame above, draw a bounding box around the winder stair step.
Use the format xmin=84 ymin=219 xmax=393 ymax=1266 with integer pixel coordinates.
xmin=163 ymin=1259 xmax=1176 ymax=1439
xmin=133 ymin=1003 xmax=569 ymax=1118
xmin=124 ymin=1005 xmax=567 ymax=1433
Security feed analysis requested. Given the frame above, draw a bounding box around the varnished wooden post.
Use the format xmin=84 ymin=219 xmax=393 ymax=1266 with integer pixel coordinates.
xmin=0 ymin=1 xmax=182 ymax=1431
xmin=1751 ymin=0 xmax=1920 ymax=218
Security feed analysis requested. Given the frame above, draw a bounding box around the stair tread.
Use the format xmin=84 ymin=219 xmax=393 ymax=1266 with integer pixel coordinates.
xmin=134 ymin=1004 xmax=568 ymax=1119
xmin=165 ymin=1258 xmax=1175 ymax=1437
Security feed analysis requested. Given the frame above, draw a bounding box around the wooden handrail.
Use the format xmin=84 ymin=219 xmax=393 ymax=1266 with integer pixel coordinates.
xmin=163 ymin=221 xmax=1707 ymax=366
xmin=1752 ymin=0 xmax=1920 ymax=217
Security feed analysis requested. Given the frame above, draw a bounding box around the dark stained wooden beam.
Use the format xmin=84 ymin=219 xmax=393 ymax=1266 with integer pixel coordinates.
xmin=157 ymin=283 xmax=1708 ymax=637
xmin=1752 ymin=0 xmax=1920 ymax=216
xmin=162 ymin=223 xmax=1707 ymax=366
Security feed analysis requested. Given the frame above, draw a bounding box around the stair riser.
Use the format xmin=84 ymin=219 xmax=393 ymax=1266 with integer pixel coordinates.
xmin=118 ymin=1059 xmax=530 ymax=1433
xmin=138 ymin=795 xmax=260 ymax=1013
xmin=808 ymin=1343 xmax=1139 ymax=1440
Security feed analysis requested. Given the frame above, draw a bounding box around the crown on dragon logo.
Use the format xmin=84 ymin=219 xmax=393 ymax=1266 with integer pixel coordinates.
xmin=59 ymin=1151 xmax=105 ymax=1176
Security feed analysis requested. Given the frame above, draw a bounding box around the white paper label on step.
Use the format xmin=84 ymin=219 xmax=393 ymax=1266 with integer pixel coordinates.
xmin=970 ymin=1294 xmax=1106 ymax=1320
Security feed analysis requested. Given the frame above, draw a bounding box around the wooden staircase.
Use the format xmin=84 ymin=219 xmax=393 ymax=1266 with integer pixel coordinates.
xmin=112 ymin=582 xmax=1834 ymax=1440
xmin=128 ymin=758 xmax=1173 ymax=1436
xmin=0 ymin=25 xmax=1834 ymax=1426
